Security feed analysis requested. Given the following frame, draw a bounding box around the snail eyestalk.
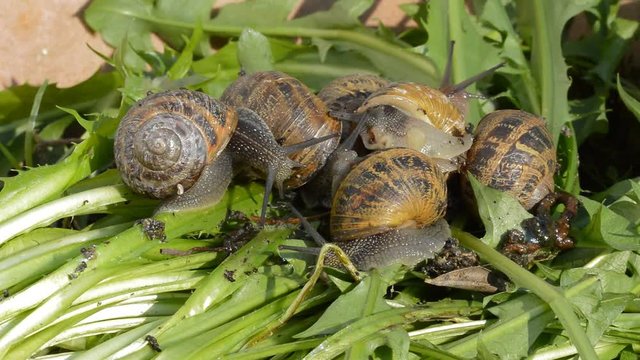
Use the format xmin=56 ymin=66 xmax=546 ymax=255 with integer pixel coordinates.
xmin=282 ymin=133 xmax=340 ymax=155
xmin=442 ymin=62 xmax=506 ymax=96
xmin=440 ymin=40 xmax=456 ymax=89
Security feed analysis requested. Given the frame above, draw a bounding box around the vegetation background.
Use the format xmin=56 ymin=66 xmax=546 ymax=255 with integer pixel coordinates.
xmin=0 ymin=0 xmax=639 ymax=359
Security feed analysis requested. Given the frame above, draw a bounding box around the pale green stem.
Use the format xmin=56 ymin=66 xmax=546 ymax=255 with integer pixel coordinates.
xmin=0 ymin=185 xmax=130 ymax=245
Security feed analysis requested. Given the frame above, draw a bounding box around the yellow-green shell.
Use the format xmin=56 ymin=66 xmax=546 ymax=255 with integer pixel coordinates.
xmin=357 ymin=82 xmax=466 ymax=136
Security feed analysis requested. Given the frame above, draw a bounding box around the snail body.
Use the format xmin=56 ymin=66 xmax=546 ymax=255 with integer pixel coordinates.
xmin=465 ymin=109 xmax=556 ymax=210
xmin=353 ymin=63 xmax=504 ymax=172
xmin=114 ymin=89 xmax=237 ymax=212
xmin=356 ymin=82 xmax=473 ymax=166
xmin=326 ymin=148 xmax=450 ymax=270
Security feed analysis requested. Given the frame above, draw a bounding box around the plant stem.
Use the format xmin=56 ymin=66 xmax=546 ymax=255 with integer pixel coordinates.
xmin=451 ymin=228 xmax=598 ymax=360
xmin=119 ymin=226 xmax=295 ymax=357
xmin=70 ymin=319 xmax=164 ymax=360
xmin=0 ymin=266 xmax=116 ymax=357
xmin=0 ymin=185 xmax=130 ymax=245
xmin=24 ymin=81 xmax=48 ymax=168
xmin=560 ymin=121 xmax=580 ymax=194
xmin=117 ymin=12 xmax=438 ymax=83
xmin=306 ymin=304 xmax=481 ymax=360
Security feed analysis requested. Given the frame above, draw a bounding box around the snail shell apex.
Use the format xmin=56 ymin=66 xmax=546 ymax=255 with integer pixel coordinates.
xmin=221 ymin=71 xmax=341 ymax=189
xmin=114 ymin=89 xmax=237 ymax=199
xmin=330 ymin=148 xmax=447 ymax=242
xmin=466 ymin=110 xmax=556 ymax=209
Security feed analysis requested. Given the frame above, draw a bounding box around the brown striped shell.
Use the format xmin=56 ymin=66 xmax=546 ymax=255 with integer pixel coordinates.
xmin=465 ymin=110 xmax=556 ymax=210
xmin=318 ymin=74 xmax=389 ymax=119
xmin=330 ymin=148 xmax=448 ymax=242
xmin=221 ymin=71 xmax=341 ymax=189
xmin=114 ymin=89 xmax=237 ymax=199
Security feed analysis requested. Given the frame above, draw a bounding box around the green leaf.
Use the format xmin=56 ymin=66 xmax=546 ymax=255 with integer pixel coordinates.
xmin=155 ymin=0 xmax=214 ymax=55
xmin=476 ymin=0 xmax=541 ymax=114
xmin=466 ymin=173 xmax=532 ymax=248
xmin=85 ymin=0 xmax=438 ymax=87
xmin=84 ymin=0 xmax=157 ymax=72
xmin=560 ymin=256 xmax=636 ymax=343
xmin=57 ymin=106 xmax=95 ymax=133
xmin=296 ymin=271 xmax=391 ymax=338
xmin=329 ymin=40 xmax=437 ymax=84
xmin=24 ymin=81 xmax=48 ymax=167
xmin=212 ymin=0 xmax=296 ymax=28
xmin=617 ymin=74 xmax=640 ymax=122
xmin=237 ymin=28 xmax=274 ymax=73
xmin=38 ymin=117 xmax=74 ymax=141
xmin=166 ymin=25 xmax=203 ymax=80
xmin=522 ymin=0 xmax=599 ymax=142
xmin=476 ymin=293 xmax=555 ymax=359
xmin=0 ymin=72 xmax=121 ymax=126
xmin=290 ymin=0 xmax=373 ymax=29
xmin=574 ymin=196 xmax=640 ymax=251
xmin=0 ymin=135 xmax=112 ymax=224
xmin=424 ymin=0 xmax=503 ymax=125
xmin=590 ymin=17 xmax=639 ymax=85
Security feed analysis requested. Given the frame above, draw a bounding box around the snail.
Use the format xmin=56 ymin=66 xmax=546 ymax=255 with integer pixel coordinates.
xmin=221 ymin=71 xmax=341 ymax=187
xmin=221 ymin=71 xmax=341 ymax=222
xmin=463 ymin=110 xmax=578 ymax=263
xmin=114 ymin=89 xmax=237 ymax=213
xmin=464 ymin=109 xmax=556 ymax=210
xmin=353 ymin=62 xmax=503 ymax=172
xmin=115 ymin=71 xmax=340 ymax=222
xmin=295 ymin=148 xmax=451 ymax=270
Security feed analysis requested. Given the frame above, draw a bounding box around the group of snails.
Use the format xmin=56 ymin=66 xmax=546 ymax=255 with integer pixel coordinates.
xmin=114 ymin=57 xmax=571 ymax=271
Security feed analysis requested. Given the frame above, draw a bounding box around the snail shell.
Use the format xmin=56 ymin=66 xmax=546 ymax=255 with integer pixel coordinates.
xmin=331 ymin=148 xmax=448 ymax=241
xmin=465 ymin=110 xmax=556 ymax=210
xmin=221 ymin=71 xmax=341 ymax=189
xmin=324 ymin=148 xmax=450 ymax=270
xmin=358 ymin=83 xmax=466 ymax=136
xmin=355 ymin=83 xmax=474 ymax=169
xmin=317 ymin=74 xmax=389 ymax=121
xmin=114 ymin=89 xmax=237 ymax=200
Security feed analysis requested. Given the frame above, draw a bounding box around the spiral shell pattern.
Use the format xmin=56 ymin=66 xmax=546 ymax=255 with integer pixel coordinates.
xmin=330 ymin=148 xmax=447 ymax=241
xmin=114 ymin=89 xmax=237 ymax=199
xmin=466 ymin=110 xmax=556 ymax=209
